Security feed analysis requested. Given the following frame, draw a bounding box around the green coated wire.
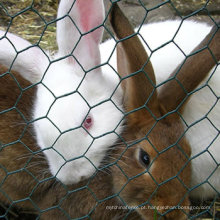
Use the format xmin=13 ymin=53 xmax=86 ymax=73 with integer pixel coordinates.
xmin=0 ymin=0 xmax=219 ymax=219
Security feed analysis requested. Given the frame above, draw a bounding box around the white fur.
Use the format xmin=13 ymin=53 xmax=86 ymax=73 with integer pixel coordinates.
xmin=184 ymin=65 xmax=220 ymax=199
xmin=33 ymin=0 xmax=124 ymax=184
xmin=33 ymin=59 xmax=124 ymax=184
xmin=0 ymin=0 xmax=124 ymax=185
xmin=101 ymin=20 xmax=220 ymax=199
xmin=0 ymin=30 xmax=48 ymax=83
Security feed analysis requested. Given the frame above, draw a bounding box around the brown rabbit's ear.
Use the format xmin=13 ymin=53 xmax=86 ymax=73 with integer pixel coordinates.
xmin=109 ymin=3 xmax=159 ymax=121
xmin=159 ymin=26 xmax=220 ymax=113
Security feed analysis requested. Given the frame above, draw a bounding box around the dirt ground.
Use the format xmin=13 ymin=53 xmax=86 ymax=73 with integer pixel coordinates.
xmin=107 ymin=0 xmax=220 ymax=24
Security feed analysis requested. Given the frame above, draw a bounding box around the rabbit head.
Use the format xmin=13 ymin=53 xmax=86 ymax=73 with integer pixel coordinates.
xmin=0 ymin=0 xmax=124 ymax=185
xmin=109 ymin=4 xmax=192 ymax=219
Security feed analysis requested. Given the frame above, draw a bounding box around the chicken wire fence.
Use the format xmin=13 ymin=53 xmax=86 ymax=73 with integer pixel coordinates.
xmin=0 ymin=0 xmax=219 ymax=219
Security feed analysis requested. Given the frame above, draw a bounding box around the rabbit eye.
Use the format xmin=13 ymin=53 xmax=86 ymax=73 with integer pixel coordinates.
xmin=139 ymin=148 xmax=150 ymax=168
xmin=83 ymin=115 xmax=93 ymax=130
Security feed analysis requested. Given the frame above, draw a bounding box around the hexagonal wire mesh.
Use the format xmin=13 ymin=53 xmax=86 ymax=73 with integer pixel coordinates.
xmin=0 ymin=0 xmax=219 ymax=219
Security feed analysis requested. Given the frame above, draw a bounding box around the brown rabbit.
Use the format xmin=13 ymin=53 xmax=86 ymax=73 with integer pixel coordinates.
xmin=108 ymin=4 xmax=191 ymax=220
xmin=108 ymin=3 xmax=219 ymax=219
xmin=0 ymin=2 xmax=219 ymax=220
xmin=108 ymin=3 xmax=220 ymax=220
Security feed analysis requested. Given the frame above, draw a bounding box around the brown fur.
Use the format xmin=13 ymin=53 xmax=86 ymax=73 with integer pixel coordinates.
xmin=113 ymin=17 xmax=158 ymax=117
xmin=159 ymin=26 xmax=220 ymax=113
xmin=0 ymin=65 xmax=54 ymax=209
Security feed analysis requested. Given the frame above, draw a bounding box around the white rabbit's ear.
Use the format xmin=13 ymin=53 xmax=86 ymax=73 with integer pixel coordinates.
xmin=56 ymin=0 xmax=105 ymax=70
xmin=0 ymin=30 xmax=48 ymax=84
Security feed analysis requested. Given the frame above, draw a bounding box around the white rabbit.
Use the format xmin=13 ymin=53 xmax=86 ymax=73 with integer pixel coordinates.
xmin=0 ymin=0 xmax=124 ymax=185
xmin=101 ymin=19 xmax=220 ymax=200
